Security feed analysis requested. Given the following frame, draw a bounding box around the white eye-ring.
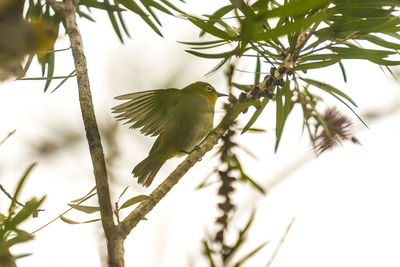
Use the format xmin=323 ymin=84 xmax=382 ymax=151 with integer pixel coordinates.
xmin=206 ymin=85 xmax=214 ymax=93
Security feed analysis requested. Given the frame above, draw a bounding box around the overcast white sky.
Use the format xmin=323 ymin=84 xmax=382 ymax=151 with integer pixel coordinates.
xmin=1 ymin=1 xmax=400 ymax=266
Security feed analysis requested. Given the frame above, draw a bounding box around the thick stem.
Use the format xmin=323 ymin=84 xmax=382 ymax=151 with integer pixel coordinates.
xmin=60 ymin=1 xmax=123 ymax=266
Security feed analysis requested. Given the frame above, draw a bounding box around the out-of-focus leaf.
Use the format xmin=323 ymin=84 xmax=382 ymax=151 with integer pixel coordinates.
xmin=264 ymin=0 xmax=331 ymax=19
xmin=185 ymin=48 xmax=239 ymax=59
xmin=256 ymin=11 xmax=329 ymax=42
xmin=233 ymin=241 xmax=269 ymax=267
xmin=300 ymin=78 xmax=357 ymax=106
xmin=159 ymin=0 xmax=185 ymax=14
xmin=104 ymin=0 xmax=123 ymax=42
xmin=68 ymin=204 xmax=100 ymax=214
xmin=274 ymin=84 xmax=283 ymax=151
xmin=37 ymin=51 xmax=55 ymax=92
xmin=8 ymin=163 xmax=37 ymax=214
xmin=186 ymin=15 xmax=233 ymax=40
xmin=301 ymin=77 xmax=368 ymax=127
xmin=241 ymin=97 xmax=269 ymax=134
xmin=361 ymin=34 xmax=400 ymax=50
xmin=8 ymin=197 xmax=45 ymax=230
xmin=200 ymin=5 xmax=234 ymax=37
xmin=232 ymin=155 xmax=265 ymax=195
xmin=202 ymin=240 xmax=216 ymax=267
xmin=79 ymin=0 xmax=125 ymax=11
xmin=144 ymin=0 xmax=173 ymax=15
xmin=140 ymin=0 xmax=161 ymax=26
xmin=278 ymin=80 xmax=295 ymax=151
xmin=120 ymin=195 xmax=148 ymax=209
xmin=206 ymin=56 xmax=230 ymax=76
xmin=14 ymin=253 xmax=33 ymax=259
xmin=71 ymin=187 xmax=96 ymax=203
xmin=60 ymin=216 xmax=101 ymax=225
xmin=227 ymin=210 xmax=256 ymax=260
xmin=293 ymin=58 xmax=341 ymax=71
xmin=77 ymin=9 xmax=96 ymax=22
xmin=6 ymin=230 xmax=33 ymax=247
xmin=230 ymin=0 xmax=255 ymax=17
xmin=118 ymin=0 xmax=163 ymax=36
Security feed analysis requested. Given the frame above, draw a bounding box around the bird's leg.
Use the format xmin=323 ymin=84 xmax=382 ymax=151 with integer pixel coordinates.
xmin=181 ymin=145 xmax=201 ymax=154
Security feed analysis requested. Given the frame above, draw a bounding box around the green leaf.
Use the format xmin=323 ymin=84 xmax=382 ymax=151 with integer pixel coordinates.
xmin=143 ymin=0 xmax=173 ymax=16
xmin=301 ymin=78 xmax=368 ymax=127
xmin=140 ymin=0 xmax=161 ymax=26
xmin=300 ymin=77 xmax=357 ymax=106
xmin=120 ymin=195 xmax=148 ymax=209
xmin=159 ymin=0 xmax=185 ymax=14
xmin=117 ymin=186 xmax=130 ymax=203
xmin=338 ymin=61 xmax=347 ymax=83
xmin=77 ymin=9 xmax=96 ymax=22
xmin=70 ymin=187 xmax=96 ymax=203
xmin=256 ymin=10 xmax=329 ymax=42
xmin=361 ymin=34 xmax=400 ymax=50
xmin=104 ymin=0 xmax=124 ymax=42
xmin=60 ymin=216 xmax=101 ymax=225
xmin=9 ymin=197 xmax=46 ymax=230
xmin=68 ymin=204 xmax=100 ymax=214
xmin=205 ymin=56 xmax=230 ymax=76
xmin=9 ymin=163 xmax=37 ymax=214
xmin=293 ymin=58 xmax=341 ymax=71
xmin=202 ymin=240 xmax=216 ymax=267
xmin=254 ymin=53 xmax=261 ymax=85
xmin=118 ymin=0 xmax=163 ymax=36
xmin=233 ymin=241 xmax=269 ymax=267
xmin=79 ymin=0 xmax=125 ymax=12
xmin=50 ymin=70 xmax=76 ymax=93
xmin=185 ymin=48 xmax=238 ymax=59
xmin=274 ymin=82 xmax=296 ymax=152
xmin=6 ymin=230 xmax=33 ymax=247
xmin=200 ymin=5 xmax=234 ymax=37
xmin=227 ymin=210 xmax=256 ymax=261
xmin=241 ymin=97 xmax=270 ymax=134
xmin=264 ymin=0 xmax=332 ymax=19
xmin=186 ymin=15 xmax=232 ymax=40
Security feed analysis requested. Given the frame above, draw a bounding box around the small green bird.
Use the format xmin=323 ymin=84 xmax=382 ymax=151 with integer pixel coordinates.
xmin=112 ymin=82 xmax=226 ymax=187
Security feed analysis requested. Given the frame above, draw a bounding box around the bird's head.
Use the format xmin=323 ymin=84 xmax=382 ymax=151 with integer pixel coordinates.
xmin=187 ymin=82 xmax=227 ymax=106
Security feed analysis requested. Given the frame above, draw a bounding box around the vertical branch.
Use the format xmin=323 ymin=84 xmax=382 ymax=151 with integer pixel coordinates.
xmin=49 ymin=0 xmax=124 ymax=266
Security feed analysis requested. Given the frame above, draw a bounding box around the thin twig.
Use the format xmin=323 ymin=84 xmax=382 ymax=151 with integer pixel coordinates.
xmin=31 ymin=189 xmax=97 ymax=235
xmin=266 ymin=217 xmax=296 ymax=267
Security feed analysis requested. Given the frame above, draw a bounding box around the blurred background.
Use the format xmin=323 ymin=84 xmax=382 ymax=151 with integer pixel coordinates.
xmin=1 ymin=1 xmax=400 ymax=266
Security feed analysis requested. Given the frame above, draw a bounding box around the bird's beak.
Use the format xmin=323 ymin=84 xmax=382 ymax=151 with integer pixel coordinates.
xmin=217 ymin=91 xmax=228 ymax=97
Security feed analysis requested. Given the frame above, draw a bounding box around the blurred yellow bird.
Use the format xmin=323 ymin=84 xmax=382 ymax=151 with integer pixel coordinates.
xmin=113 ymin=82 xmax=226 ymax=187
xmin=0 ymin=0 xmax=58 ymax=81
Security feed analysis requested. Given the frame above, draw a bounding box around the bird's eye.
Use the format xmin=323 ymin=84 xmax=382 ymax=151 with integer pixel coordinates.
xmin=206 ymin=86 xmax=214 ymax=93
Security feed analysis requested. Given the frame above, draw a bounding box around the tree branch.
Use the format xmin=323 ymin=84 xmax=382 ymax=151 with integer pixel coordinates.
xmin=119 ymin=103 xmax=244 ymax=237
xmin=118 ymin=23 xmax=319 ymax=236
xmin=48 ymin=0 xmax=124 ymax=266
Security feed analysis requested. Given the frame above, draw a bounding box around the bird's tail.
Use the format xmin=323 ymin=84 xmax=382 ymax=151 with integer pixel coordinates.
xmin=132 ymin=155 xmax=166 ymax=187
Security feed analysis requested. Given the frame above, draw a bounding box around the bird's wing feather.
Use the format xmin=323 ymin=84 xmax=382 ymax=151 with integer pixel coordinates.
xmin=112 ymin=88 xmax=181 ymax=136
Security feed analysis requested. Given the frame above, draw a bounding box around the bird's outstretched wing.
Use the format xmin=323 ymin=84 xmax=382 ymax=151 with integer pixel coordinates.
xmin=112 ymin=88 xmax=181 ymax=136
